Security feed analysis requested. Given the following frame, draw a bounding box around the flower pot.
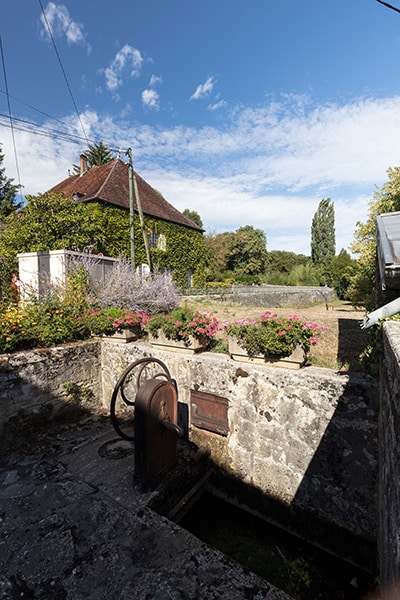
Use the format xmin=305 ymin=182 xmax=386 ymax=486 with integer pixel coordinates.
xmin=149 ymin=330 xmax=208 ymax=354
xmin=100 ymin=326 xmax=141 ymax=343
xmin=228 ymin=336 xmax=306 ymax=369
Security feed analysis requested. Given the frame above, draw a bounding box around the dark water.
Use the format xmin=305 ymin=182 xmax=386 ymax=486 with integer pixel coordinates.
xmin=179 ymin=493 xmax=378 ymax=600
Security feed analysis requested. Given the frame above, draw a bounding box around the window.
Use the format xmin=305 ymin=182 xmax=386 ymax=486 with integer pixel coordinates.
xmin=150 ymin=231 xmax=159 ymax=248
xmin=150 ymin=231 xmax=166 ymax=251
xmin=158 ymin=233 xmax=166 ymax=251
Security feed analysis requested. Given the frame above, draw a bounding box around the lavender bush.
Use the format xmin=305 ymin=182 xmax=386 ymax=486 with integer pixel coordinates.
xmin=76 ymin=258 xmax=179 ymax=314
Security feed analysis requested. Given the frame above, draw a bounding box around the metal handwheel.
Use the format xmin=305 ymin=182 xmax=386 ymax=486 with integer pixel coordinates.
xmin=110 ymin=357 xmax=173 ymax=441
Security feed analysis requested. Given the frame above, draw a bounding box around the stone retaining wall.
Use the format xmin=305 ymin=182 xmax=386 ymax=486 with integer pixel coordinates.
xmin=101 ymin=340 xmax=378 ymax=569
xmin=0 ymin=338 xmax=378 ymax=572
xmin=232 ymin=285 xmax=335 ymax=307
xmin=379 ymin=322 xmax=400 ymax=597
xmin=0 ymin=342 xmax=101 ymax=423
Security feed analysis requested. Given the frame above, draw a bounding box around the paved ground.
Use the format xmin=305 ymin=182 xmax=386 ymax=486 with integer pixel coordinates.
xmin=0 ymin=407 xmax=290 ymax=600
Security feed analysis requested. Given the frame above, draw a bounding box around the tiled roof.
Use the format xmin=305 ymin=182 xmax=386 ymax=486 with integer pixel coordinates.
xmin=49 ymin=158 xmax=202 ymax=231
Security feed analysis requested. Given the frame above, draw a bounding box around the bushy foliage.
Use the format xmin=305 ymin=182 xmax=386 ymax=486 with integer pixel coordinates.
xmin=227 ymin=312 xmax=324 ymax=358
xmin=0 ymin=258 xmax=174 ymax=353
xmin=182 ymin=208 xmax=203 ymax=228
xmin=0 ymin=295 xmax=89 ymax=353
xmin=205 ymin=226 xmax=267 ymax=281
xmin=359 ymin=314 xmax=400 ymax=376
xmin=329 ymin=249 xmax=356 ymax=300
xmin=0 ymin=144 xmax=21 ymax=220
xmin=265 ymin=250 xmax=309 ymax=275
xmin=286 ymin=264 xmax=321 ymax=287
xmin=349 ymin=166 xmax=400 ymax=309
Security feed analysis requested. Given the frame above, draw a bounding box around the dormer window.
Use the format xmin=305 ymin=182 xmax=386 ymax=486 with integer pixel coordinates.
xmin=72 ymin=192 xmax=84 ymax=202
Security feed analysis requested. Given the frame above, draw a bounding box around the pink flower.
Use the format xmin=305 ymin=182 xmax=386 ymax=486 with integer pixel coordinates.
xmin=278 ymin=330 xmax=286 ymax=336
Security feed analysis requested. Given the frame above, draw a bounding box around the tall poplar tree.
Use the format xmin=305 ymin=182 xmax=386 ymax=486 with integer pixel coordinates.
xmin=311 ymin=198 xmax=336 ymax=272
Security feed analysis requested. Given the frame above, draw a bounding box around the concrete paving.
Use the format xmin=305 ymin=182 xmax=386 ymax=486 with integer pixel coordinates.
xmin=0 ymin=407 xmax=290 ymax=599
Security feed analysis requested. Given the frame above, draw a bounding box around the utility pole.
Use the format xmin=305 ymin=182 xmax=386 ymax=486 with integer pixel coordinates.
xmin=126 ymin=148 xmax=135 ymax=270
xmin=126 ymin=148 xmax=153 ymax=273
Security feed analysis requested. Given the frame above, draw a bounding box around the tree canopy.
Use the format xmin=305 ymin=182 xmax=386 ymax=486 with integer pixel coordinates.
xmin=73 ymin=141 xmax=115 ymax=173
xmin=182 ymin=208 xmax=203 ymax=228
xmin=0 ymin=144 xmax=22 ymax=221
xmin=311 ymin=198 xmax=335 ymax=268
xmin=349 ymin=166 xmax=400 ymax=308
xmin=205 ymin=226 xmax=267 ymax=281
xmin=226 ymin=225 xmax=268 ymax=276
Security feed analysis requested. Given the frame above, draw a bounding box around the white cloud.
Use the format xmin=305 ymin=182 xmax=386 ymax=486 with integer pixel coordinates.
xmin=149 ymin=75 xmax=162 ymax=87
xmin=39 ymin=2 xmax=87 ymax=47
xmin=208 ymin=99 xmax=227 ymax=111
xmin=3 ymin=94 xmax=400 ymax=255
xmin=141 ymin=89 xmax=160 ymax=110
xmin=104 ymin=44 xmax=144 ymax=91
xmin=190 ymin=76 xmax=215 ymax=100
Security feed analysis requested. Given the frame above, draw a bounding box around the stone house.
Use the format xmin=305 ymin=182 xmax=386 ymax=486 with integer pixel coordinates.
xmin=49 ymin=155 xmax=206 ymax=287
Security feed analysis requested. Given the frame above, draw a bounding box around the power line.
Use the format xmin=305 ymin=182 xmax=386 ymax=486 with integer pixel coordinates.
xmin=38 ymin=0 xmax=90 ymax=146
xmin=0 ymin=113 xmax=124 ymax=157
xmin=0 ymin=88 xmax=76 ymax=129
xmin=376 ymin=0 xmax=400 ymax=14
xmin=0 ymin=90 xmax=124 ymax=155
xmin=0 ymin=35 xmax=23 ymax=201
xmin=0 ymin=113 xmax=93 ymax=145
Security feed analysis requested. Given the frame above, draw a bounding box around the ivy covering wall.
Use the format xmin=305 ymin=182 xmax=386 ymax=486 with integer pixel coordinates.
xmin=84 ymin=202 xmax=208 ymax=288
xmin=0 ymin=193 xmax=207 ymax=293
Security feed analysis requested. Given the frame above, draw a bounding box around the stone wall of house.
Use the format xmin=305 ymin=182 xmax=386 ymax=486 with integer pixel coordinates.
xmin=0 ymin=342 xmax=101 ymax=423
xmin=379 ymin=321 xmax=400 ymax=598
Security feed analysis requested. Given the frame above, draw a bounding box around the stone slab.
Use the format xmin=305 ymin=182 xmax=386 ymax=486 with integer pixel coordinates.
xmin=0 ymin=410 xmax=290 ymax=600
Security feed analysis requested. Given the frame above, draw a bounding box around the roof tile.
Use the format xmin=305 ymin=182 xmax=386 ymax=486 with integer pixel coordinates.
xmin=49 ymin=158 xmax=202 ymax=231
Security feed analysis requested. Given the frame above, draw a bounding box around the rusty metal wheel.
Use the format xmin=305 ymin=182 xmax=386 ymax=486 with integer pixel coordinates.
xmin=110 ymin=357 xmax=172 ymax=440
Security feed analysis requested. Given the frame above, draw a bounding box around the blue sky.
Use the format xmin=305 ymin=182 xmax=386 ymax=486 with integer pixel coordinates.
xmin=2 ymin=0 xmax=400 ymax=255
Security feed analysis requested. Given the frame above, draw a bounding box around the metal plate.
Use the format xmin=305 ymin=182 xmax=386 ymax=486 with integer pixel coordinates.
xmin=190 ymin=390 xmax=229 ymax=436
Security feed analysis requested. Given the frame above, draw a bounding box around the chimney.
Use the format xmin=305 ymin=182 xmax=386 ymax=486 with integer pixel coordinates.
xmin=79 ymin=154 xmax=88 ymax=176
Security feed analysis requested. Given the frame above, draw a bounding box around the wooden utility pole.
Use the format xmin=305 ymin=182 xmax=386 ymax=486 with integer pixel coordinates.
xmin=126 ymin=148 xmax=136 ymax=270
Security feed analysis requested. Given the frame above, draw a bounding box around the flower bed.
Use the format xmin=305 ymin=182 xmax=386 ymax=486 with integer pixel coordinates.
xmin=226 ymin=311 xmax=324 ymax=365
xmin=147 ymin=307 xmax=219 ymax=351
xmin=80 ymin=307 xmax=150 ymax=338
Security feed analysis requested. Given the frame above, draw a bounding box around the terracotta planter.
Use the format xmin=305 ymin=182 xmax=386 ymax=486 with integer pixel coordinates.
xmin=148 ymin=330 xmax=208 ymax=354
xmin=228 ymin=336 xmax=306 ymax=369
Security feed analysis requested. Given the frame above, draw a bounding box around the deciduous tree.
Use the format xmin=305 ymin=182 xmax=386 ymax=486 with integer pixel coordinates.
xmin=311 ymin=198 xmax=336 ymax=270
xmin=227 ymin=225 xmax=268 ymax=276
xmin=182 ymin=209 xmax=203 ymax=228
xmin=349 ymin=166 xmax=400 ymax=308
xmin=0 ymin=144 xmax=21 ymax=221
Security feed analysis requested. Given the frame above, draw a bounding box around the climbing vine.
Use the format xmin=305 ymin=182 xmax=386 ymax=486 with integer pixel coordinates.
xmin=0 ymin=193 xmax=207 ymax=291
